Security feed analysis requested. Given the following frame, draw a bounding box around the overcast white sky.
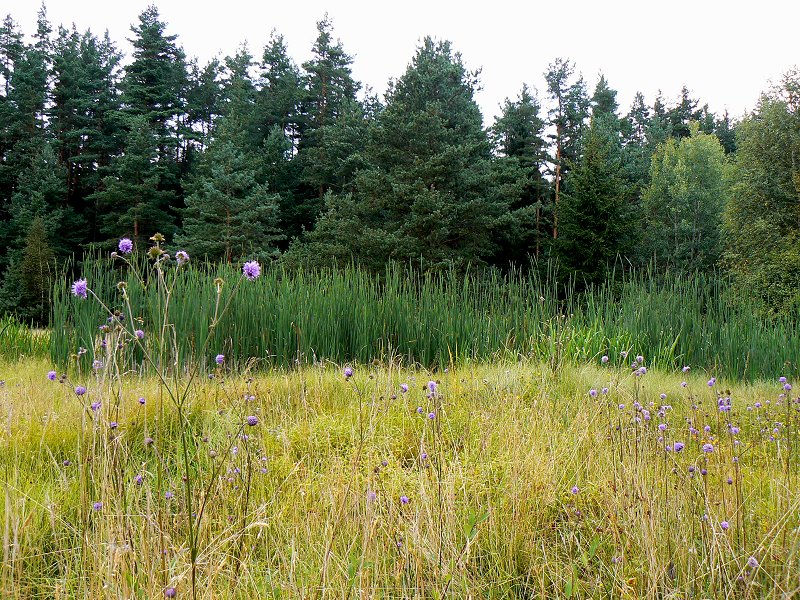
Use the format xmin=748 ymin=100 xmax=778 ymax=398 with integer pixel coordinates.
xmin=11 ymin=0 xmax=799 ymax=125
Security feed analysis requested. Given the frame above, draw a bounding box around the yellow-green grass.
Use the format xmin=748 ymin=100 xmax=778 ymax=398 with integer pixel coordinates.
xmin=1 ymin=358 xmax=798 ymax=598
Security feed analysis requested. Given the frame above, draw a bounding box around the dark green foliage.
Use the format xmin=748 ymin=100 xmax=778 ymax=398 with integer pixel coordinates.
xmin=489 ymin=84 xmax=549 ymax=261
xmin=122 ymin=5 xmax=187 ymax=152
xmin=90 ymin=115 xmax=176 ymax=242
xmin=557 ymin=117 xmax=632 ymax=284
xmin=176 ymin=95 xmax=283 ymax=262
xmin=299 ymin=38 xmax=501 ymax=270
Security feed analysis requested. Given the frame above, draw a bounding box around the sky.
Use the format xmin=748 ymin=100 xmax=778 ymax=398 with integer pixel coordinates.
xmin=11 ymin=0 xmax=800 ymax=125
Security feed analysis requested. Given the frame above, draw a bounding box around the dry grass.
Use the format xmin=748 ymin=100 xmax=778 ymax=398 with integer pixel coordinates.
xmin=1 ymin=356 xmax=798 ymax=598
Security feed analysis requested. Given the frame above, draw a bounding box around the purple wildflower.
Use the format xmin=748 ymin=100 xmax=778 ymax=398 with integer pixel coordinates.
xmin=134 ymin=474 xmax=144 ymax=486
xmin=165 ymin=491 xmax=174 ymax=500
xmin=92 ymin=359 xmax=103 ymax=370
xmin=702 ymin=443 xmax=714 ymax=453
xmin=118 ymin=238 xmax=133 ymax=254
xmin=92 ymin=501 xmax=103 ymax=511
xmin=784 ymin=383 xmax=792 ymax=392
xmin=601 ymin=355 xmax=609 ymax=364
xmin=601 ymin=387 xmax=609 ymax=394
xmin=708 ymin=377 xmax=716 ymax=387
xmin=416 ymin=406 xmax=423 ymax=414
xmin=428 ymin=411 xmax=436 ymax=420
xmin=779 ymin=376 xmax=787 ymax=384
xmin=571 ymin=486 xmax=579 ymax=495
xmin=682 ymin=365 xmax=691 ymax=373
xmin=47 ymin=370 xmax=57 ymax=381
xmin=400 ymin=383 xmax=409 ymax=393
xmin=589 ymin=388 xmax=597 ymax=397
xmin=242 ymin=260 xmax=261 ymax=281
xmin=165 ymin=587 xmax=177 ymax=598
xmin=343 ymin=366 xmax=353 ymax=378
xmin=747 ymin=556 xmax=759 ymax=568
xmin=90 ymin=401 xmax=101 ymax=411
xmin=428 ymin=380 xmax=437 ymax=393
xmin=721 ymin=521 xmax=729 ymax=530
xmin=71 ymin=279 xmax=88 ymax=299
xmin=110 ymin=421 xmax=118 ymax=429
xmin=400 ymin=495 xmax=410 ymax=505
xmin=75 ymin=386 xmax=87 ymax=396
xmin=246 ymin=415 xmax=258 ymax=427
xmin=135 ymin=329 xmax=145 ymax=339
xmin=674 ymin=442 xmax=685 ymax=452
xmin=138 ymin=396 xmax=146 ymax=405
xmin=215 ymin=354 xmax=224 ymax=365
xmin=175 ymin=250 xmax=189 ymax=265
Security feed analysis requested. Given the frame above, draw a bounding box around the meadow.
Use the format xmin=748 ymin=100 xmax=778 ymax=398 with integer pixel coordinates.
xmin=2 ymin=357 xmax=799 ymax=598
xmin=1 ymin=246 xmax=799 ymax=598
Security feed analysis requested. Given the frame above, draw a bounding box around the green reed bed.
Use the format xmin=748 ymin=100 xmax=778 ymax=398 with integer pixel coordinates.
xmin=50 ymin=257 xmax=799 ymax=380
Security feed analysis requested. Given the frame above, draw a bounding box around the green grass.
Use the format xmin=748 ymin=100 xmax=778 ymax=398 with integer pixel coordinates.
xmin=0 ymin=315 xmax=48 ymax=361
xmin=1 ymin=357 xmax=798 ymax=598
xmin=49 ymin=259 xmax=800 ymax=381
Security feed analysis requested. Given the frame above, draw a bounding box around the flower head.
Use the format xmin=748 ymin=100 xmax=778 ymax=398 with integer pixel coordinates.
xmin=92 ymin=501 xmax=103 ymax=511
xmin=682 ymin=365 xmax=691 ymax=373
xmin=702 ymin=443 xmax=714 ymax=453
xmin=400 ymin=495 xmax=410 ymax=505
xmin=135 ymin=329 xmax=145 ymax=340
xmin=673 ymin=441 xmax=685 ymax=452
xmin=215 ymin=354 xmax=225 ymax=365
xmin=589 ymin=388 xmax=597 ymax=397
xmin=343 ymin=366 xmax=353 ymax=378
xmin=747 ymin=556 xmax=759 ymax=568
xmin=118 ymin=238 xmax=133 ymax=254
xmin=246 ymin=415 xmax=259 ymax=427
xmin=708 ymin=377 xmax=716 ymax=387
xmin=721 ymin=520 xmax=729 ymax=530
xmin=242 ymin=260 xmax=261 ymax=281
xmin=164 ymin=587 xmax=177 ymax=598
xmin=601 ymin=355 xmax=609 ymax=364
xmin=400 ymin=383 xmax=409 ymax=393
xmin=47 ymin=370 xmax=57 ymax=381
xmin=571 ymin=486 xmax=579 ymax=495
xmin=71 ymin=279 xmax=88 ymax=299
xmin=175 ymin=250 xmax=189 ymax=266
xmin=75 ymin=386 xmax=87 ymax=396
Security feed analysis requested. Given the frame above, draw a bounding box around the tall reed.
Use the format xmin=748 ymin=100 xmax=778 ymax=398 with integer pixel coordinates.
xmin=50 ymin=260 xmax=800 ymax=380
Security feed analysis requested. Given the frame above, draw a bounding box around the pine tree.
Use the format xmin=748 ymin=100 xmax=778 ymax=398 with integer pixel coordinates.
xmin=544 ymin=58 xmax=589 ymax=239
xmin=489 ymin=84 xmax=549 ymax=261
xmin=300 ymin=38 xmax=500 ymax=269
xmin=122 ymin=5 xmax=187 ymax=159
xmin=91 ymin=115 xmax=176 ymax=242
xmin=557 ymin=117 xmax=632 ymax=284
xmin=176 ymin=115 xmax=282 ymax=262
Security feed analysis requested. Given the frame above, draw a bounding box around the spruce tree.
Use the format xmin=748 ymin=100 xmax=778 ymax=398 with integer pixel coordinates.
xmin=489 ymin=84 xmax=549 ymax=261
xmin=557 ymin=116 xmax=631 ymax=284
xmin=176 ymin=63 xmax=282 ymax=262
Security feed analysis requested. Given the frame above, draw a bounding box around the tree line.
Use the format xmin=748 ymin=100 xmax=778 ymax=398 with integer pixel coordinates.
xmin=1 ymin=5 xmax=798 ymax=322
